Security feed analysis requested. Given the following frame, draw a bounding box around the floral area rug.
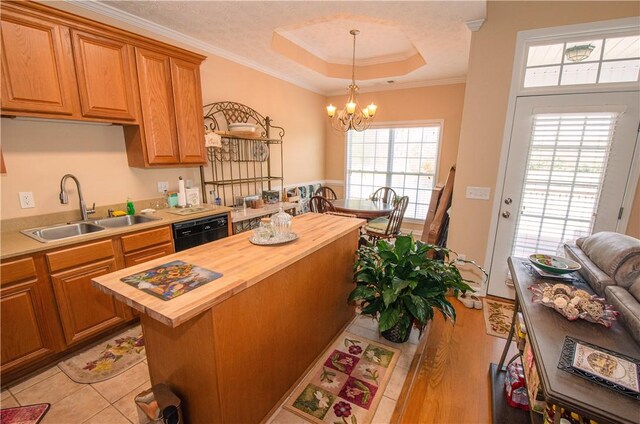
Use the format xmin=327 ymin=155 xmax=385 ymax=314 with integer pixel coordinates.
xmin=0 ymin=403 xmax=49 ymax=424
xmin=58 ymin=325 xmax=145 ymax=384
xmin=284 ymin=332 xmax=399 ymax=424
xmin=483 ymin=298 xmax=515 ymax=339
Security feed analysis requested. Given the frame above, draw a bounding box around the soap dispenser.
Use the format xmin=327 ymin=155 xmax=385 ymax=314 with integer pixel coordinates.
xmin=126 ymin=197 xmax=135 ymax=215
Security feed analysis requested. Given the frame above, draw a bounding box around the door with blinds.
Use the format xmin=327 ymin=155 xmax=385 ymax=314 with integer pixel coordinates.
xmin=488 ymin=91 xmax=640 ymax=299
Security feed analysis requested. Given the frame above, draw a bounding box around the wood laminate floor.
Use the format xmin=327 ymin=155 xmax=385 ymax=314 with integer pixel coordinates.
xmin=393 ymin=297 xmax=518 ymax=424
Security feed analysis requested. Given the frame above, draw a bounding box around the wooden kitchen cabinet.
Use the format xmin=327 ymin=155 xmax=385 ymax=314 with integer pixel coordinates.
xmin=46 ymin=240 xmax=130 ymax=346
xmin=0 ymin=257 xmax=64 ymax=374
xmin=125 ymin=48 xmax=206 ymax=167
xmin=70 ymin=29 xmax=138 ymax=122
xmin=171 ymin=58 xmax=207 ymax=164
xmin=121 ymin=226 xmax=174 ymax=267
xmin=0 ymin=9 xmax=78 ymax=115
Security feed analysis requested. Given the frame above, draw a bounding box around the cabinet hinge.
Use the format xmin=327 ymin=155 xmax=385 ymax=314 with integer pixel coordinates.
xmin=618 ymin=207 xmax=624 ymax=220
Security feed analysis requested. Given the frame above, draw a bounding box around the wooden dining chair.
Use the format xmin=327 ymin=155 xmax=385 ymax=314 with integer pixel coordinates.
xmin=363 ymin=196 xmax=409 ymax=244
xmin=309 ymin=196 xmax=336 ymax=214
xmin=370 ymin=187 xmax=397 ymax=205
xmin=315 ymin=186 xmax=337 ymax=200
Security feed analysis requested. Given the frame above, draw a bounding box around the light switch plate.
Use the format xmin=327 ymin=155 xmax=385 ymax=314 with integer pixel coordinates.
xmin=466 ymin=186 xmax=491 ymax=200
xmin=19 ymin=192 xmax=35 ymax=208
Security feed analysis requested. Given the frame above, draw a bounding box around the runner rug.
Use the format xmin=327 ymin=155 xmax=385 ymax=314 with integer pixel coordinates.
xmin=58 ymin=325 xmax=145 ymax=384
xmin=0 ymin=404 xmax=50 ymax=424
xmin=284 ymin=332 xmax=399 ymax=424
xmin=483 ymin=298 xmax=515 ymax=340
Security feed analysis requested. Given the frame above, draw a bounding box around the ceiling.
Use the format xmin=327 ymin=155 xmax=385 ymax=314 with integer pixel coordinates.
xmin=77 ymin=1 xmax=486 ymax=94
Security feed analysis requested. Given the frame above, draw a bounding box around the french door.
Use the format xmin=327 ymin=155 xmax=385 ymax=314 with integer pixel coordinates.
xmin=488 ymin=91 xmax=640 ymax=299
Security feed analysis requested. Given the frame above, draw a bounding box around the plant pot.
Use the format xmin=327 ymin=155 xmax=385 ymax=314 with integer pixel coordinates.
xmin=381 ymin=321 xmax=411 ymax=343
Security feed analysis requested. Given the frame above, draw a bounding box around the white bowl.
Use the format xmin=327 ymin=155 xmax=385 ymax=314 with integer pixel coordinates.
xmin=228 ymin=123 xmax=257 ymax=133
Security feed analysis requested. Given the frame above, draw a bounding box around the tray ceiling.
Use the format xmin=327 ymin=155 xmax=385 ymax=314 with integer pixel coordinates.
xmin=83 ymin=1 xmax=486 ymax=94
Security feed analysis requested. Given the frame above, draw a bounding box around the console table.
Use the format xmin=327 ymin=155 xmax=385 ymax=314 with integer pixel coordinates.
xmin=491 ymin=257 xmax=639 ymax=424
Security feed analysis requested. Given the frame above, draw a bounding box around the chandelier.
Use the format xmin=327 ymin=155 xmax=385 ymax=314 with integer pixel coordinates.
xmin=326 ymin=29 xmax=378 ymax=132
xmin=565 ymin=43 xmax=595 ymax=62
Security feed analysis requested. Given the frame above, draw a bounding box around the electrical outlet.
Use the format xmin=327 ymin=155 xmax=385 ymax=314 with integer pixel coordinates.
xmin=19 ymin=192 xmax=35 ymax=208
xmin=465 ymin=186 xmax=491 ymax=200
xmin=157 ymin=181 xmax=169 ymax=193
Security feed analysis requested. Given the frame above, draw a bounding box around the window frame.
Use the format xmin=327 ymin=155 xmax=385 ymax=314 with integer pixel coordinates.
xmin=516 ymin=25 xmax=640 ymax=96
xmin=343 ymin=119 xmax=444 ymax=223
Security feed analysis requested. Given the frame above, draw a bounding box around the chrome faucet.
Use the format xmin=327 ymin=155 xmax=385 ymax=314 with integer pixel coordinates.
xmin=59 ymin=174 xmax=95 ymax=221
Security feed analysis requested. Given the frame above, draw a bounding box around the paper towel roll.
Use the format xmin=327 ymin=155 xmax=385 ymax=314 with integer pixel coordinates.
xmin=177 ymin=177 xmax=186 ymax=207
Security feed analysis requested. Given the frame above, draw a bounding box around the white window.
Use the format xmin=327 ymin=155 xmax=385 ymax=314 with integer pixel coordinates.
xmin=523 ymin=34 xmax=640 ymax=88
xmin=345 ymin=123 xmax=442 ymax=220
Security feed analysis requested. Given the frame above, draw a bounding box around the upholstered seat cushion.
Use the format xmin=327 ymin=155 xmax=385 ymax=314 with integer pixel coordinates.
xmin=605 ymin=284 xmax=640 ymax=345
xmin=577 ymin=232 xmax=640 ymax=289
xmin=564 ymin=242 xmax=614 ymax=296
xmin=365 ymin=217 xmax=388 ymax=234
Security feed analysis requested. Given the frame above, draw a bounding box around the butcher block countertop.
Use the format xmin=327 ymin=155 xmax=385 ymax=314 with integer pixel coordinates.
xmin=92 ymin=213 xmax=365 ymax=328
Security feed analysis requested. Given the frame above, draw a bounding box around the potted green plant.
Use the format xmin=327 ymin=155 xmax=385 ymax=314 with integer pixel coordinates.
xmin=348 ymin=235 xmax=485 ymax=343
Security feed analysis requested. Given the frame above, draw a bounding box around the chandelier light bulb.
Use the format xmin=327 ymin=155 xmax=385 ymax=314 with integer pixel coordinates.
xmin=367 ymin=103 xmax=377 ymax=116
xmin=326 ymin=104 xmax=337 ymax=117
xmin=346 ymin=101 xmax=357 ymax=115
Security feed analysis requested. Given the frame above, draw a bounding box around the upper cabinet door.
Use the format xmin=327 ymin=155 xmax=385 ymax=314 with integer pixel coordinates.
xmin=134 ymin=47 xmax=180 ymax=164
xmin=171 ymin=58 xmax=206 ymax=164
xmin=0 ymin=12 xmax=77 ymax=115
xmin=71 ymin=30 xmax=137 ymax=122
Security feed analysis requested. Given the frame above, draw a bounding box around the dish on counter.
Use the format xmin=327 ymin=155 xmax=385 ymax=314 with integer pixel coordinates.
xmin=249 ymin=232 xmax=298 ymax=246
xmin=529 ymin=253 xmax=581 ymax=274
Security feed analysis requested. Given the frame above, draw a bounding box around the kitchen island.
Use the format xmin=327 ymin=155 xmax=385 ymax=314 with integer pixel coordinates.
xmin=92 ymin=213 xmax=364 ymax=423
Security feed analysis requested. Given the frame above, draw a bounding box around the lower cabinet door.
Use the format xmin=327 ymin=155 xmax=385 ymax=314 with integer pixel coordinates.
xmin=50 ymin=257 xmax=127 ymax=346
xmin=0 ymin=257 xmax=63 ymax=374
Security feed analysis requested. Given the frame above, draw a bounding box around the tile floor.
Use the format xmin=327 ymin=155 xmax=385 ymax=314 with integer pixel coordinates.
xmin=266 ymin=314 xmax=421 ymax=423
xmin=1 ymin=360 xmax=150 ymax=424
xmin=1 ymin=315 xmax=418 ymax=424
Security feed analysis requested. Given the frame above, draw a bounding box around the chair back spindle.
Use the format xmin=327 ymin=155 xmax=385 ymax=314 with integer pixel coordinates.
xmin=309 ymin=196 xmax=336 ymax=214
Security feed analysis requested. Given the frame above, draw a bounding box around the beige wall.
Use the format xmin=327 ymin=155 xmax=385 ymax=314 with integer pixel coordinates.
xmin=449 ymin=1 xmax=640 ymax=269
xmin=324 ymin=83 xmax=466 ymax=195
xmin=0 ymin=10 xmax=326 ymax=221
xmin=199 ymin=55 xmax=327 ymax=188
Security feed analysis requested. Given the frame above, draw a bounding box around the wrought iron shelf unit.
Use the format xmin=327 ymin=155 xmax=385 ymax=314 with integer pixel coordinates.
xmin=199 ymin=101 xmax=284 ymax=207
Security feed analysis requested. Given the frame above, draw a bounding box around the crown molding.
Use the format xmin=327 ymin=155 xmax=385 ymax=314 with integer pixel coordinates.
xmin=62 ymin=0 xmax=324 ymax=94
xmin=327 ymin=77 xmax=467 ymax=96
xmin=465 ymin=18 xmax=485 ymax=32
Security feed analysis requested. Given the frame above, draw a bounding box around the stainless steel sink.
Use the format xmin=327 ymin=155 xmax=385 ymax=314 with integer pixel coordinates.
xmin=92 ymin=215 xmax=160 ymax=228
xmin=21 ymin=215 xmax=162 ymax=243
xmin=22 ymin=222 xmax=106 ymax=243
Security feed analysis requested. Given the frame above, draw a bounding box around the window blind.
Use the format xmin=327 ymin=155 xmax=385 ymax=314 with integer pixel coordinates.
xmin=346 ymin=125 xmax=441 ymax=220
xmin=512 ymin=112 xmax=618 ymax=257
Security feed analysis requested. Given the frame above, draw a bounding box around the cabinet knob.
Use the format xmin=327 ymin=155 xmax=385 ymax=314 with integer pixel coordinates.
xmin=504 ymin=198 xmax=512 ymax=205
xmin=502 ymin=211 xmax=511 ymax=218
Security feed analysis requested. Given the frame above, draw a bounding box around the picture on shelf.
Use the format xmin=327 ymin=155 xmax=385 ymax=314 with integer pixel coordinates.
xmin=558 ymin=336 xmax=640 ymax=399
xmin=572 ymin=342 xmax=639 ymax=392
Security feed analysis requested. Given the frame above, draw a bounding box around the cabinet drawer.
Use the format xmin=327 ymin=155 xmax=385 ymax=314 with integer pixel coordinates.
xmin=46 ymin=240 xmax=115 ymax=273
xmin=123 ymin=242 xmax=174 ymax=267
xmin=1 ymin=257 xmax=37 ymax=287
xmin=121 ymin=226 xmax=172 ymax=253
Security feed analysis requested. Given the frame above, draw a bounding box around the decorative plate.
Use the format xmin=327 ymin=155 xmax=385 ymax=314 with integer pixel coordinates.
xmin=253 ymin=141 xmax=269 ymax=161
xmin=249 ymin=232 xmax=298 ymax=245
xmin=529 ymin=254 xmax=581 ymax=274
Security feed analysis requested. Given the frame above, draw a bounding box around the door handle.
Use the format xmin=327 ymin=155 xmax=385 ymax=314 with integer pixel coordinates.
xmin=502 ymin=211 xmax=511 ymax=218
xmin=504 ymin=198 xmax=512 ymax=205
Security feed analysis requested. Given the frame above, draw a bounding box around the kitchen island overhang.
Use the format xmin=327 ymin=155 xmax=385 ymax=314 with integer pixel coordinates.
xmin=92 ymin=213 xmax=365 ymax=423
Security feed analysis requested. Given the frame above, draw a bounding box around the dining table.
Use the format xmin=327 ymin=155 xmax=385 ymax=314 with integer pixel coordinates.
xmin=331 ymin=198 xmax=394 ymax=220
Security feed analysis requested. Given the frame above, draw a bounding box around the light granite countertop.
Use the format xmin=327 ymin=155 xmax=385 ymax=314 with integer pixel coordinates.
xmin=0 ymin=205 xmax=233 ymax=260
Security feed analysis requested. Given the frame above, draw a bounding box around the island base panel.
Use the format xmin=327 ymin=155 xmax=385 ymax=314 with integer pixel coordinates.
xmin=141 ymin=230 xmax=358 ymax=423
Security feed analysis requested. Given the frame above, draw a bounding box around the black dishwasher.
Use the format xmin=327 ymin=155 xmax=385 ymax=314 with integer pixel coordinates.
xmin=172 ymin=214 xmax=229 ymax=252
